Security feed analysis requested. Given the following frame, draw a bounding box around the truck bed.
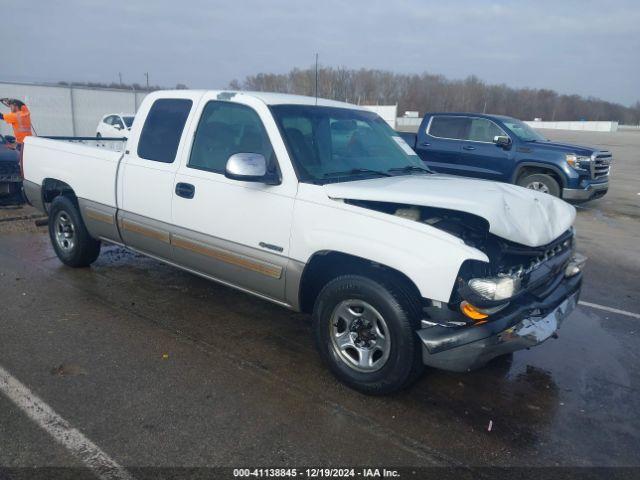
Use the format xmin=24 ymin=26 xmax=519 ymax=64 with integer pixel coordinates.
xmin=23 ymin=136 xmax=126 ymax=207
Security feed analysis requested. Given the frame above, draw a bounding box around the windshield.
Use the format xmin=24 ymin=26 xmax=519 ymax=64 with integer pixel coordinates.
xmin=123 ymin=116 xmax=134 ymax=127
xmin=502 ymin=119 xmax=546 ymax=142
xmin=270 ymin=105 xmax=425 ymax=183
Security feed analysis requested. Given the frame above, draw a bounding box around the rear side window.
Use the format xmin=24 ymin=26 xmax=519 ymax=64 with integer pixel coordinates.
xmin=137 ymin=99 xmax=193 ymax=163
xmin=188 ymin=101 xmax=274 ymax=173
xmin=428 ymin=116 xmax=470 ymax=140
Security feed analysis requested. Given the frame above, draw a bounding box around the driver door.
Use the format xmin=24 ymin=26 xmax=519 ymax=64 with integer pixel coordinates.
xmin=171 ymin=96 xmax=296 ymax=302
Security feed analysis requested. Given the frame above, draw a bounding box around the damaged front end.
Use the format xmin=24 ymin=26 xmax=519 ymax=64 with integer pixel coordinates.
xmin=347 ymin=199 xmax=586 ymax=372
xmin=418 ymin=229 xmax=584 ymax=372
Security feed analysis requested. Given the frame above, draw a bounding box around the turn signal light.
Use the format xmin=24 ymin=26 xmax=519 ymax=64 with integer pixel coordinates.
xmin=460 ymin=301 xmax=489 ymax=321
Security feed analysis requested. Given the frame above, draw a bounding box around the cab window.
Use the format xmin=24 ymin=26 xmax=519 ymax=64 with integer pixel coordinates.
xmin=137 ymin=99 xmax=192 ymax=163
xmin=428 ymin=116 xmax=469 ymax=140
xmin=467 ymin=118 xmax=506 ymax=143
xmin=188 ymin=101 xmax=275 ymax=174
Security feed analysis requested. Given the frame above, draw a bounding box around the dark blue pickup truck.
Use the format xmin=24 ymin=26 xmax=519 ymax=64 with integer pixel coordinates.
xmin=0 ymin=134 xmax=21 ymax=201
xmin=398 ymin=113 xmax=611 ymax=201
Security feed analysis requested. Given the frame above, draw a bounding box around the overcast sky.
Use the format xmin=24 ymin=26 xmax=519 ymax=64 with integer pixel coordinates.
xmin=3 ymin=0 xmax=639 ymax=105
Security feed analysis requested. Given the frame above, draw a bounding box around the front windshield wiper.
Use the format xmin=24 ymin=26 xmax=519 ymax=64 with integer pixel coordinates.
xmin=323 ymin=168 xmax=393 ymax=178
xmin=387 ymin=165 xmax=432 ymax=175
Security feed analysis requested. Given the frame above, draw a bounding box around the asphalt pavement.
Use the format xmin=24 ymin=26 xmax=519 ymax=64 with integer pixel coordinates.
xmin=0 ymin=130 xmax=638 ymax=478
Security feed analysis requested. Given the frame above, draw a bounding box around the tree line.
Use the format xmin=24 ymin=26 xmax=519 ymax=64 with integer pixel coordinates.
xmin=229 ymin=67 xmax=640 ymax=125
xmin=56 ymin=81 xmax=189 ymax=92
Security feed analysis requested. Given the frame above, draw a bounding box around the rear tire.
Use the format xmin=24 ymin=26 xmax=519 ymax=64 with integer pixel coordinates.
xmin=48 ymin=196 xmax=101 ymax=267
xmin=517 ymin=173 xmax=560 ymax=197
xmin=312 ymin=274 xmax=424 ymax=395
xmin=96 ymin=132 xmax=102 ymax=138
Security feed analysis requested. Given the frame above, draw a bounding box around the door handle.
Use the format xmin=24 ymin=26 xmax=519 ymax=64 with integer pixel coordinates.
xmin=175 ymin=182 xmax=195 ymax=199
xmin=419 ymin=142 xmax=431 ymax=147
xmin=462 ymin=145 xmax=476 ymax=151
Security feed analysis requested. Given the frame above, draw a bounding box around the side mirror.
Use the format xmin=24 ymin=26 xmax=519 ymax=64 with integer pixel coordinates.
xmin=225 ymin=153 xmax=280 ymax=185
xmin=494 ymin=135 xmax=511 ymax=148
xmin=5 ymin=135 xmax=16 ymax=143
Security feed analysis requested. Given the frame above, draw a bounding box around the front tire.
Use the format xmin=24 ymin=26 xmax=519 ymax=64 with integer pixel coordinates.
xmin=48 ymin=196 xmax=101 ymax=267
xmin=517 ymin=173 xmax=560 ymax=197
xmin=312 ymin=275 xmax=424 ymax=395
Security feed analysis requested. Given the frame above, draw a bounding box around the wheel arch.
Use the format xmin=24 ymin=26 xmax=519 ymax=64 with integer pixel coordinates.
xmin=41 ymin=178 xmax=77 ymax=213
xmin=296 ymin=250 xmax=424 ymax=314
xmin=512 ymin=162 xmax=566 ymax=188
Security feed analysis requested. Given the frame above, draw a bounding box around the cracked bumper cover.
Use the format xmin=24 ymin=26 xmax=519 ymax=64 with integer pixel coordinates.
xmin=417 ymin=273 xmax=581 ymax=372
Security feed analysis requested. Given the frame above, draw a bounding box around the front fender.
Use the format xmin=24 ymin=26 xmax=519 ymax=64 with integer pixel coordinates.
xmin=290 ymin=188 xmax=488 ymax=303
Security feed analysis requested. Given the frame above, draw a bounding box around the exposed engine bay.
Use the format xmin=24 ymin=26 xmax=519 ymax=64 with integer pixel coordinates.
xmin=346 ymin=199 xmax=575 ymax=288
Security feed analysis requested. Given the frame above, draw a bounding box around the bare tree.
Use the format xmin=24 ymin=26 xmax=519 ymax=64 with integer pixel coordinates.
xmin=232 ymin=67 xmax=640 ymax=123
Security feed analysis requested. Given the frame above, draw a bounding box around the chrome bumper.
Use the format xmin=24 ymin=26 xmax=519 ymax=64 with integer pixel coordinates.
xmin=563 ymin=181 xmax=608 ymax=201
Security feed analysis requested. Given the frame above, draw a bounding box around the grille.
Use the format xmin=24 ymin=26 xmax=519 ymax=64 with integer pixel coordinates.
xmin=498 ymin=230 xmax=574 ymax=277
xmin=0 ymin=162 xmax=20 ymax=176
xmin=505 ymin=238 xmax=572 ymax=277
xmin=591 ymin=151 xmax=612 ymax=179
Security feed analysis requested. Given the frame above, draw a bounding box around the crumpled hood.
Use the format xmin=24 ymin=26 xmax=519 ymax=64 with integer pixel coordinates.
xmin=324 ymin=175 xmax=576 ymax=247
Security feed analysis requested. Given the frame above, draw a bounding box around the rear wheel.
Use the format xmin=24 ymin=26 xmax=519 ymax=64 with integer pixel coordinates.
xmin=312 ymin=275 xmax=424 ymax=395
xmin=96 ymin=132 xmax=102 ymax=138
xmin=48 ymin=196 xmax=101 ymax=267
xmin=517 ymin=173 xmax=560 ymax=197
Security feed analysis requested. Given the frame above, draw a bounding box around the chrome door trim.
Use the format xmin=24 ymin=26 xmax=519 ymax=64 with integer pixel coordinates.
xmin=426 ymin=115 xmax=510 ymax=144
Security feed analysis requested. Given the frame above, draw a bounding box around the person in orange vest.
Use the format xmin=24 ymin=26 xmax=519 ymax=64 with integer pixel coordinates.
xmin=0 ymin=98 xmax=33 ymax=150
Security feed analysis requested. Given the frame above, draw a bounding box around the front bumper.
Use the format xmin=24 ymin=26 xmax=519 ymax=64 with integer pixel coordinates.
xmin=417 ymin=273 xmax=581 ymax=372
xmin=563 ymin=181 xmax=608 ymax=201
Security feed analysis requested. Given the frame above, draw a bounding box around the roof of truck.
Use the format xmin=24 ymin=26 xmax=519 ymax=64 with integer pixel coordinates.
xmin=424 ymin=112 xmax=518 ymax=122
xmin=154 ymin=90 xmax=366 ymax=109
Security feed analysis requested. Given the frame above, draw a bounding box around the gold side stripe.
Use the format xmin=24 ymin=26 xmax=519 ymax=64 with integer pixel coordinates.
xmin=85 ymin=208 xmax=115 ymax=225
xmin=120 ymin=219 xmax=170 ymax=244
xmin=172 ymin=235 xmax=282 ymax=279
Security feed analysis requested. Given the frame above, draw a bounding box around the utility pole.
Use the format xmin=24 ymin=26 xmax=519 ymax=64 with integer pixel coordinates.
xmin=314 ymin=53 xmax=318 ymax=105
xmin=118 ymin=72 xmax=123 ymax=86
xmin=144 ymin=72 xmax=149 ymax=90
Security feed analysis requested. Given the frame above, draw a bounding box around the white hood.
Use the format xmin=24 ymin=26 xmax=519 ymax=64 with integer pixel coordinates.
xmin=324 ymin=175 xmax=576 ymax=247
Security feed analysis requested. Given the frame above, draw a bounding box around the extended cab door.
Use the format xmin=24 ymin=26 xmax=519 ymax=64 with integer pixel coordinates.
xmin=170 ymin=94 xmax=297 ymax=303
xmin=117 ymin=94 xmax=197 ymax=260
xmin=457 ymin=117 xmax=512 ymax=181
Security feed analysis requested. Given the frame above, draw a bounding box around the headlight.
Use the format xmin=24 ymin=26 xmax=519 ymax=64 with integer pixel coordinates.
xmin=468 ymin=274 xmax=521 ymax=301
xmin=565 ymin=252 xmax=587 ymax=277
xmin=566 ymin=153 xmax=591 ymax=170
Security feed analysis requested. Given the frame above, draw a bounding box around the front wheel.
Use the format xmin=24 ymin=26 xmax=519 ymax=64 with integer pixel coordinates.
xmin=312 ymin=275 xmax=424 ymax=395
xmin=48 ymin=196 xmax=101 ymax=267
xmin=517 ymin=173 xmax=561 ymax=197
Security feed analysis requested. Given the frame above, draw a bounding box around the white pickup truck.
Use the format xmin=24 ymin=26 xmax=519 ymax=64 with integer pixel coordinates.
xmin=22 ymin=90 xmax=585 ymax=394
